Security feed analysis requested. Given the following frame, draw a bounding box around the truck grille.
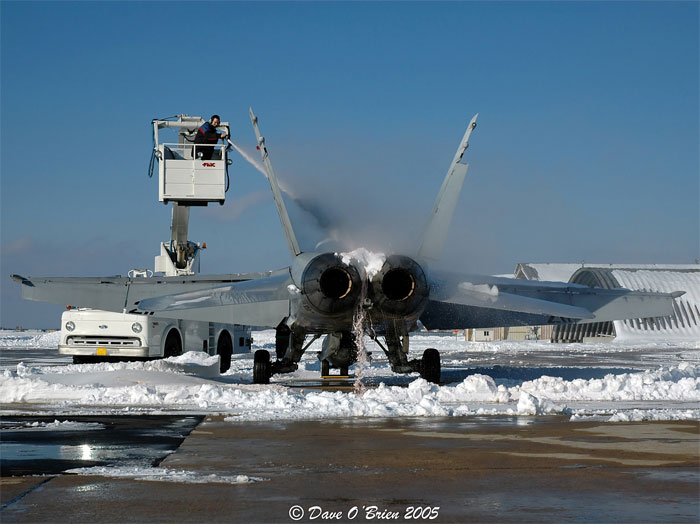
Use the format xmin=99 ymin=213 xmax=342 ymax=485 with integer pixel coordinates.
xmin=66 ymin=336 xmax=141 ymax=347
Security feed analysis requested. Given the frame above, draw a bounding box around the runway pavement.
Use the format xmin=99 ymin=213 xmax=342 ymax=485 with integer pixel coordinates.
xmin=1 ymin=416 xmax=699 ymax=523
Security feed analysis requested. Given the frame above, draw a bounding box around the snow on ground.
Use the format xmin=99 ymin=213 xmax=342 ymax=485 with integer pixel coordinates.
xmin=64 ymin=465 xmax=265 ymax=484
xmin=0 ymin=329 xmax=61 ymax=349
xmin=1 ymin=419 xmax=106 ymax=431
xmin=1 ymin=330 xmax=698 ymax=422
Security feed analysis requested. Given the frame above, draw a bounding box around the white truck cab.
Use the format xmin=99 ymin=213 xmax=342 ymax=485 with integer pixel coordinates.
xmin=59 ymin=308 xmax=251 ymax=371
xmin=59 ymin=256 xmax=252 ymax=371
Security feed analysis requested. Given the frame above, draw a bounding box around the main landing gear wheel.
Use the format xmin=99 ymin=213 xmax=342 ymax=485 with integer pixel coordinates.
xmin=420 ymin=348 xmax=441 ymax=384
xmin=253 ymin=350 xmax=271 ymax=384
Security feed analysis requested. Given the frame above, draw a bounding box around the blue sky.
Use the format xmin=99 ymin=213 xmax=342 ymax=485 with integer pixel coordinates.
xmin=1 ymin=1 xmax=698 ymax=328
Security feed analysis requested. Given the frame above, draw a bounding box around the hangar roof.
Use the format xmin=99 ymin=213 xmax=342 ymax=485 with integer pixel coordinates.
xmin=514 ymin=263 xmax=698 ymax=283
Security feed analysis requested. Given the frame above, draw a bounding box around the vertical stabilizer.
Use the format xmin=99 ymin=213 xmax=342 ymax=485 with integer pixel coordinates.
xmin=417 ymin=114 xmax=478 ymax=262
xmin=249 ymin=108 xmax=302 ymax=257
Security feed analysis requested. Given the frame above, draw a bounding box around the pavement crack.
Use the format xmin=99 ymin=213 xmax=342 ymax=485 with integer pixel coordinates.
xmin=0 ymin=476 xmax=55 ymax=512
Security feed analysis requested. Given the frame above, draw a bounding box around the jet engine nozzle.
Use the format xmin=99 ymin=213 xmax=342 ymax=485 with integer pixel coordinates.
xmin=371 ymin=255 xmax=429 ymax=317
xmin=301 ymin=253 xmax=363 ymax=314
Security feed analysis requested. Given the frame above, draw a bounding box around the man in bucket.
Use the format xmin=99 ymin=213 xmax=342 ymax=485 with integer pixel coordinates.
xmin=194 ymin=114 xmax=228 ymax=160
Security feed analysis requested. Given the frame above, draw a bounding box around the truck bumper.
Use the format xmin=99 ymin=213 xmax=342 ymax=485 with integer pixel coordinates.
xmin=58 ymin=345 xmax=152 ymax=358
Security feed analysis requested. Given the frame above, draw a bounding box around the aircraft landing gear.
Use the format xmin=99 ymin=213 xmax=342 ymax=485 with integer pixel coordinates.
xmin=381 ymin=331 xmax=442 ymax=384
xmin=275 ymin=322 xmax=291 ymax=359
xmin=321 ymin=358 xmax=349 ymax=378
xmin=253 ymin=350 xmax=271 ymax=384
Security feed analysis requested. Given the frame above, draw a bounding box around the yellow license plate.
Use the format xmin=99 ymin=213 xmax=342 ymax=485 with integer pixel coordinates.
xmin=96 ymin=347 xmax=107 ymax=356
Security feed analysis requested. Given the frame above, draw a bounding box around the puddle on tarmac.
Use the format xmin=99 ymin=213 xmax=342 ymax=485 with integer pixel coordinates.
xmin=0 ymin=415 xmax=202 ymax=476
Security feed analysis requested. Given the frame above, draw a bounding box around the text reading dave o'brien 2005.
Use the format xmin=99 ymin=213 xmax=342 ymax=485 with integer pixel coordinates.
xmin=287 ymin=505 xmax=441 ymax=521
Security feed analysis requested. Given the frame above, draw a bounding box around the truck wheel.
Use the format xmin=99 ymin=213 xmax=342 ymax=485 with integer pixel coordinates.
xmin=217 ymin=331 xmax=233 ymax=373
xmin=420 ymin=348 xmax=441 ymax=384
xmin=253 ymin=350 xmax=271 ymax=384
xmin=164 ymin=330 xmax=182 ymax=358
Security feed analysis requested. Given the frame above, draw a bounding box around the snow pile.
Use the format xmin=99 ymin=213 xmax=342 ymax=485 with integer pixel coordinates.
xmin=436 ymin=374 xmax=509 ymax=402
xmin=516 ymin=392 xmax=566 ymax=415
xmin=161 ymin=351 xmax=221 ymax=377
xmin=2 ymin=330 xmax=698 ymax=421
xmin=518 ymin=363 xmax=700 ymax=402
xmin=3 ymin=419 xmax=106 ymax=431
xmin=2 ymin=358 xmax=698 ymax=420
xmin=13 ymin=351 xmax=221 ymax=377
xmin=65 ymin=465 xmax=265 ymax=484
xmin=0 ymin=330 xmax=61 ymax=349
xmin=606 ymin=409 xmax=700 ymax=422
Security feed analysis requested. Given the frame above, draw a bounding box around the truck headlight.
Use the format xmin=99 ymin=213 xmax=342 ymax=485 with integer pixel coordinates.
xmin=131 ymin=322 xmax=143 ymax=333
xmin=65 ymin=321 xmax=75 ymax=332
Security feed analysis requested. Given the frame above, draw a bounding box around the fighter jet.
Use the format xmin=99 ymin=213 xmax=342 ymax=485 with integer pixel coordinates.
xmin=12 ymin=109 xmax=681 ymax=384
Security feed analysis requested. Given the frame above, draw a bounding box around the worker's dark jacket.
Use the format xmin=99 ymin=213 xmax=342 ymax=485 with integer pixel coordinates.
xmin=194 ymin=122 xmax=221 ymax=160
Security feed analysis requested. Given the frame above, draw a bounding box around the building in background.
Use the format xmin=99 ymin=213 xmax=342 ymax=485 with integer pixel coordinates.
xmin=512 ymin=263 xmax=700 ymax=343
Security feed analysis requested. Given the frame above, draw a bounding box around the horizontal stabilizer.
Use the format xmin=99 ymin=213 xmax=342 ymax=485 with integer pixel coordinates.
xmin=572 ymin=289 xmax=679 ymax=324
xmin=425 ymin=272 xmax=680 ymax=329
xmin=438 ymin=284 xmax=595 ymax=319
xmin=136 ymin=274 xmax=293 ymax=326
xmin=138 ymin=273 xmax=291 ymax=312
xmin=10 ymin=271 xmax=288 ymax=323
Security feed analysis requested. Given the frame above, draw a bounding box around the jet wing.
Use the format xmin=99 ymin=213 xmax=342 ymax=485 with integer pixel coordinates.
xmin=421 ymin=272 xmax=682 ymax=330
xmin=11 ymin=270 xmax=292 ymax=327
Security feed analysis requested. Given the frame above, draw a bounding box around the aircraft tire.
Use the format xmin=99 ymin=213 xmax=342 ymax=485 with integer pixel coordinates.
xmin=253 ymin=350 xmax=271 ymax=384
xmin=217 ymin=331 xmax=233 ymax=373
xmin=164 ymin=330 xmax=182 ymax=358
xmin=421 ymin=348 xmax=441 ymax=384
xmin=321 ymin=359 xmax=330 ymax=377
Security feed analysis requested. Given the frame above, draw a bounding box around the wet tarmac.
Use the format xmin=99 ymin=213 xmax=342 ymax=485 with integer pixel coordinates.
xmin=0 ymin=348 xmax=72 ymax=371
xmin=1 ymin=415 xmax=203 ymax=476
xmin=1 ymin=415 xmax=698 ymax=523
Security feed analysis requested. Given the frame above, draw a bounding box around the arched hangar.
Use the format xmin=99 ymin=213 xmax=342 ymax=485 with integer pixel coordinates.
xmin=514 ymin=263 xmax=699 ymax=343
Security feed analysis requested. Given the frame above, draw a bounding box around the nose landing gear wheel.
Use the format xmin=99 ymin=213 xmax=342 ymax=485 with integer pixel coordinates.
xmin=420 ymin=347 xmax=441 ymax=384
xmin=253 ymin=349 xmax=271 ymax=384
